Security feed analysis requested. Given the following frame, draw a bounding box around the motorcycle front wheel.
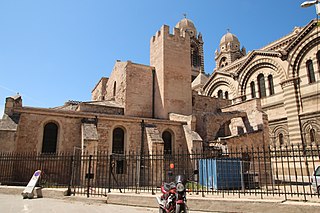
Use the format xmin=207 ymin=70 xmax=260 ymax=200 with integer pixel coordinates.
xmin=176 ymin=204 xmax=187 ymax=213
xmin=159 ymin=207 xmax=165 ymax=213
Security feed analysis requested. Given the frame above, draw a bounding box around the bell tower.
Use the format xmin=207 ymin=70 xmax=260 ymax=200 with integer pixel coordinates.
xmin=175 ymin=17 xmax=205 ymax=81
xmin=215 ymin=30 xmax=246 ymax=69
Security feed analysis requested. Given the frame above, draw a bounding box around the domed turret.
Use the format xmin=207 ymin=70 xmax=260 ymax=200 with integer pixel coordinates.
xmin=175 ymin=18 xmax=197 ymax=37
xmin=215 ymin=30 xmax=246 ymax=69
xmin=219 ymin=31 xmax=240 ymax=52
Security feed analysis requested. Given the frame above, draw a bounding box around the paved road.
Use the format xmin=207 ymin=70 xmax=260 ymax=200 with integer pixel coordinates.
xmin=0 ymin=194 xmax=214 ymax=213
xmin=2 ymin=192 xmax=320 ymax=213
xmin=0 ymin=194 xmax=158 ymax=213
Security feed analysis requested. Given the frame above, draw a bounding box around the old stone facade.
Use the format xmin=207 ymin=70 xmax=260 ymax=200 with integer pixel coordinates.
xmin=203 ymin=19 xmax=320 ymax=147
xmin=0 ymin=17 xmax=318 ymax=156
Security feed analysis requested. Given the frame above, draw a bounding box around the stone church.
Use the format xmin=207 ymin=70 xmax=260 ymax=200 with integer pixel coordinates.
xmin=0 ymin=17 xmax=319 ymax=156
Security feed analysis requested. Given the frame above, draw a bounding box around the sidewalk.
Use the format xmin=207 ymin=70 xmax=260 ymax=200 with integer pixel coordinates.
xmin=1 ymin=186 xmax=320 ymax=213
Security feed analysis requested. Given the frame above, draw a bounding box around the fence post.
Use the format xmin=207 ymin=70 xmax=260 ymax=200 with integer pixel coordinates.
xmin=87 ymin=155 xmax=92 ymax=198
xmin=67 ymin=155 xmax=74 ymax=196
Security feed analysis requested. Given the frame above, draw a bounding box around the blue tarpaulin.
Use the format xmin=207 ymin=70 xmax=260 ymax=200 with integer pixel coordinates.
xmin=199 ymin=158 xmax=243 ymax=190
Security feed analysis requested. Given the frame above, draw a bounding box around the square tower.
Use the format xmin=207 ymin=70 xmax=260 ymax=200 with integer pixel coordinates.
xmin=150 ymin=25 xmax=192 ymax=119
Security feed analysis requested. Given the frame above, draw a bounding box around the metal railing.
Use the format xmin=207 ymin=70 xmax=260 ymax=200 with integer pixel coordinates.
xmin=0 ymin=144 xmax=319 ymax=200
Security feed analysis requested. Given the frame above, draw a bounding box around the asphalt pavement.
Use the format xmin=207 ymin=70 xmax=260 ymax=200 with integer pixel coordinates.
xmin=1 ymin=186 xmax=320 ymax=213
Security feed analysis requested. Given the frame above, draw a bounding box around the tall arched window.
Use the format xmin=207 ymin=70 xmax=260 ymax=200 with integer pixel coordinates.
xmin=42 ymin=122 xmax=58 ymax=153
xmin=279 ymin=133 xmax=284 ymax=146
xmin=250 ymin=81 xmax=256 ymax=98
xmin=310 ymin=128 xmax=316 ymax=143
xmin=268 ymin=75 xmax=275 ymax=96
xmin=162 ymin=131 xmax=172 ymax=155
xmin=306 ymin=60 xmax=316 ymax=83
xmin=225 ymin=91 xmax=229 ymax=100
xmin=191 ymin=45 xmax=200 ymax=68
xmin=112 ymin=127 xmax=125 ymax=174
xmin=113 ymin=81 xmax=117 ymax=97
xmin=218 ymin=90 xmax=223 ymax=99
xmin=112 ymin=128 xmax=124 ymax=154
xmin=317 ymin=51 xmax=320 ymax=72
xmin=257 ymin=74 xmax=266 ymax=98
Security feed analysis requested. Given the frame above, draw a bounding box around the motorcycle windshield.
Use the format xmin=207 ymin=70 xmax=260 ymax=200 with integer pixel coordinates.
xmin=175 ymin=175 xmax=187 ymax=184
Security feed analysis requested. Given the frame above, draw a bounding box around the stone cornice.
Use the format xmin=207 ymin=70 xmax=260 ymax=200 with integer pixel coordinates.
xmin=282 ymin=19 xmax=318 ymax=60
xmin=280 ymin=77 xmax=300 ymax=88
xmin=13 ymin=107 xmax=186 ymax=126
xmin=235 ymin=50 xmax=282 ymax=76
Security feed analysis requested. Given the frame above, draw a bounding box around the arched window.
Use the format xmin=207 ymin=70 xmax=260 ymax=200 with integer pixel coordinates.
xmin=42 ymin=122 xmax=58 ymax=153
xmin=112 ymin=128 xmax=124 ymax=154
xmin=317 ymin=51 xmax=320 ymax=72
xmin=162 ymin=131 xmax=172 ymax=155
xmin=279 ymin=133 xmax=284 ymax=146
xmin=112 ymin=127 xmax=125 ymax=174
xmin=113 ymin=81 xmax=117 ymax=97
xmin=225 ymin=91 xmax=229 ymax=100
xmin=268 ymin=75 xmax=275 ymax=96
xmin=250 ymin=81 xmax=256 ymax=98
xmin=218 ymin=90 xmax=223 ymax=99
xmin=257 ymin=74 xmax=266 ymax=98
xmin=306 ymin=60 xmax=316 ymax=83
xmin=191 ymin=45 xmax=200 ymax=68
xmin=219 ymin=57 xmax=227 ymax=68
xmin=310 ymin=128 xmax=316 ymax=143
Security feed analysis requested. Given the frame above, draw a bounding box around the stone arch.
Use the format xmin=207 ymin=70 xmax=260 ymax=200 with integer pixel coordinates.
xmin=41 ymin=121 xmax=59 ymax=153
xmin=162 ymin=129 xmax=175 ymax=154
xmin=270 ymin=125 xmax=289 ymax=146
xmin=302 ymin=120 xmax=320 ymax=144
xmin=204 ymin=77 xmax=237 ymax=98
xmin=288 ymin=32 xmax=320 ymax=79
xmin=238 ymin=58 xmax=286 ymax=97
xmin=111 ymin=125 xmax=127 ymax=154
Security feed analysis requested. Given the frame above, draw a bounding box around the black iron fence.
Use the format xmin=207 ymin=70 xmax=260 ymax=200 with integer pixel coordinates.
xmin=0 ymin=144 xmax=320 ymax=201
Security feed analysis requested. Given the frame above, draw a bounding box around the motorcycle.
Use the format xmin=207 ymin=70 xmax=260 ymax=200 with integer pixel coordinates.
xmin=156 ymin=170 xmax=198 ymax=213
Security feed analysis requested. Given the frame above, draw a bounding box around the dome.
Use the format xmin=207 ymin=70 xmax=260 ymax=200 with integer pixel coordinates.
xmin=175 ymin=18 xmax=197 ymax=37
xmin=219 ymin=32 xmax=240 ymax=51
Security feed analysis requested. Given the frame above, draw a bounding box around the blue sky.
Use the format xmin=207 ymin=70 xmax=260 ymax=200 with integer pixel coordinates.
xmin=0 ymin=0 xmax=315 ymax=117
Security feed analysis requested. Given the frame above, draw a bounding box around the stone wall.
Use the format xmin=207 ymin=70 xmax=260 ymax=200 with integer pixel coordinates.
xmin=125 ymin=62 xmax=153 ymax=118
xmin=0 ymin=130 xmax=16 ymax=152
xmin=91 ymin=77 xmax=108 ymax=101
xmin=77 ymin=103 xmax=124 ymax=115
xmin=14 ymin=111 xmax=82 ymax=153
xmin=105 ymin=62 xmax=127 ymax=105
xmin=12 ymin=108 xmax=188 ymax=154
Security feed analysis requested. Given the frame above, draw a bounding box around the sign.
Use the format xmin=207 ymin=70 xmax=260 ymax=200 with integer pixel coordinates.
xmin=21 ymin=170 xmax=41 ymax=199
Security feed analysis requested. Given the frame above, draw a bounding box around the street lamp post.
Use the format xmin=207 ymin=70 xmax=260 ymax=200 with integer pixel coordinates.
xmin=301 ymin=0 xmax=320 ymax=15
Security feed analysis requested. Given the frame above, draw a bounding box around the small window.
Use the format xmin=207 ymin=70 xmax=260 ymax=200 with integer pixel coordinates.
xmin=250 ymin=81 xmax=256 ymax=98
xmin=162 ymin=131 xmax=172 ymax=155
xmin=279 ymin=133 xmax=284 ymax=146
xmin=317 ymin=51 xmax=320 ymax=72
xmin=257 ymin=74 xmax=266 ymax=98
xmin=310 ymin=128 xmax=316 ymax=143
xmin=268 ymin=75 xmax=275 ymax=96
xmin=225 ymin=91 xmax=229 ymax=100
xmin=306 ymin=60 xmax=316 ymax=83
xmin=112 ymin=128 xmax=124 ymax=154
xmin=218 ymin=90 xmax=223 ymax=99
xmin=113 ymin=81 xmax=117 ymax=97
xmin=42 ymin=123 xmax=58 ymax=153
